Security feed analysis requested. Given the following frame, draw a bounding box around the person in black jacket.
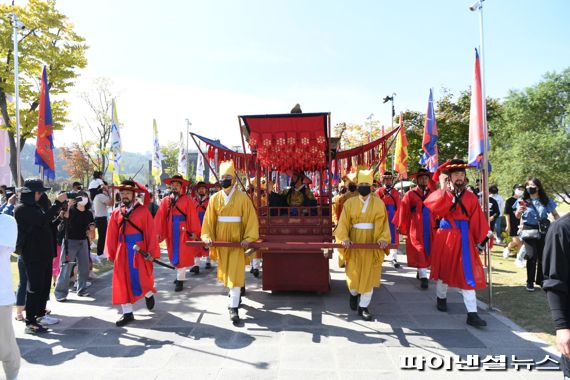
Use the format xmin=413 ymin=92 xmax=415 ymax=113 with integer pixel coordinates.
xmin=543 ymin=213 xmax=570 ymax=378
xmin=14 ymin=179 xmax=67 ymax=334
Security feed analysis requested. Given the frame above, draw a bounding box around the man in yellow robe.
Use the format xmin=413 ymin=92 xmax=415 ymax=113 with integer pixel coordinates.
xmin=334 ymin=169 xmax=391 ymax=321
xmin=334 ymin=172 xmax=359 ymax=268
xmin=201 ymin=160 xmax=259 ymax=323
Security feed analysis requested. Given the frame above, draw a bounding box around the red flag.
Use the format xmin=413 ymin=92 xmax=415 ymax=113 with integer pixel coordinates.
xmin=468 ymin=48 xmax=487 ymax=168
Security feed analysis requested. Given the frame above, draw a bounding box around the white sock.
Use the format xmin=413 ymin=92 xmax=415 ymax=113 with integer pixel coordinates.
xmin=359 ymin=290 xmax=373 ymax=307
xmin=121 ymin=303 xmax=133 ymax=314
xmin=194 ymin=257 xmax=201 ymax=267
xmin=462 ymin=289 xmax=478 ymax=313
xmin=145 ymin=291 xmax=154 ymax=298
xmin=390 ymin=249 xmax=398 ymax=260
xmin=516 ymin=245 xmax=526 ymax=261
xmin=436 ymin=280 xmax=448 ymax=299
xmin=205 ymin=257 xmax=211 ymax=263
xmin=349 ymin=289 xmax=358 ymax=296
xmin=418 ymin=268 xmax=428 ymax=279
xmin=176 ymin=267 xmax=187 ymax=281
xmin=228 ymin=287 xmax=241 ymax=308
xmin=252 ymin=258 xmax=260 ymax=269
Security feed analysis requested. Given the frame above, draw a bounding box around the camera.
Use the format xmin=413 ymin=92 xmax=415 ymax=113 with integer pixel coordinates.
xmin=66 ymin=192 xmax=83 ymax=203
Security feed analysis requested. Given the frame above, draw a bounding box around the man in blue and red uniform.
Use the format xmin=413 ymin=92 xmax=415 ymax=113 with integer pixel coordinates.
xmin=155 ymin=174 xmax=202 ymax=292
xmin=424 ymin=159 xmax=489 ymax=327
xmin=106 ymin=180 xmax=159 ymax=327
xmin=192 ymin=181 xmax=212 ymax=269
xmin=375 ymin=172 xmax=402 ymax=268
xmin=393 ymin=168 xmax=437 ymax=289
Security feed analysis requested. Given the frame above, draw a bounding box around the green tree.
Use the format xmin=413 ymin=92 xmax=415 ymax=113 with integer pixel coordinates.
xmin=160 ymin=142 xmax=179 ymax=178
xmin=490 ymin=68 xmax=570 ymax=203
xmin=0 ymin=0 xmax=88 ymax=182
xmin=436 ymin=88 xmax=502 ymax=163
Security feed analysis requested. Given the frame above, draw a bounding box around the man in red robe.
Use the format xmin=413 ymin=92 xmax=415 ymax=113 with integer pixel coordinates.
xmin=424 ymin=159 xmax=490 ymax=327
xmin=106 ymin=180 xmax=160 ymax=327
xmin=155 ymin=174 xmax=202 ymax=292
xmin=375 ymin=171 xmax=402 ymax=268
xmin=393 ymin=168 xmax=437 ymax=289
xmin=192 ymin=181 xmax=212 ymax=269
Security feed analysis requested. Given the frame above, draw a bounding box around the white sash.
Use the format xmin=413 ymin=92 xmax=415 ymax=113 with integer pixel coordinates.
xmin=352 ymin=223 xmax=374 ymax=230
xmin=218 ymin=216 xmax=242 ymax=223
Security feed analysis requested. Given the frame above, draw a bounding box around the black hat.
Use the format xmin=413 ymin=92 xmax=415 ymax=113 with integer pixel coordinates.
xmin=72 ymin=181 xmax=82 ymax=188
xmin=410 ymin=168 xmax=431 ymax=178
xmin=512 ymin=183 xmax=524 ymax=190
xmin=118 ymin=179 xmax=137 ymax=192
xmin=22 ymin=178 xmax=51 ymax=193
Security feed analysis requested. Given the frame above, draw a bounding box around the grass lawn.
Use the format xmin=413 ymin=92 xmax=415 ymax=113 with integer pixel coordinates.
xmin=557 ymin=202 xmax=570 ymax=214
xmin=477 ymin=245 xmax=556 ymax=347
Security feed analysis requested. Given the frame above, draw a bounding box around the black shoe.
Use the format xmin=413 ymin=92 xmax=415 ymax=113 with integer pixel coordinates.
xmin=416 ymin=272 xmax=419 ymax=279
xmin=77 ymin=291 xmax=90 ymax=297
xmin=525 ymin=283 xmax=535 ymax=292
xmin=174 ymin=280 xmax=183 ymax=292
xmin=229 ymin=307 xmax=240 ymax=323
xmin=25 ymin=323 xmax=49 ymax=334
xmin=115 ymin=312 xmax=134 ymax=327
xmin=240 ymin=286 xmax=246 ymax=296
xmin=466 ymin=312 xmax=487 ymax=327
xmin=205 ymin=262 xmax=212 ymax=269
xmin=349 ymin=294 xmax=358 ymax=311
xmin=145 ymin=295 xmax=155 ymax=311
xmin=420 ymin=278 xmax=429 ymax=290
xmin=436 ymin=297 xmax=447 ymax=312
xmin=190 ymin=265 xmax=200 ymax=275
xmin=393 ymin=260 xmax=401 ymax=269
xmin=358 ymin=307 xmax=373 ymax=321
xmin=252 ymin=268 xmax=260 ymax=278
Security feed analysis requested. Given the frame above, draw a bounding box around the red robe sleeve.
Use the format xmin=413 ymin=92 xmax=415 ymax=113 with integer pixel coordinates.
xmin=105 ymin=210 xmax=120 ymax=262
xmin=466 ymin=193 xmax=490 ymax=245
xmin=424 ymin=189 xmax=454 ymax=218
xmin=184 ymin=197 xmax=202 ymax=240
xmin=393 ymin=191 xmax=411 ymax=235
xmin=142 ymin=207 xmax=160 ymax=259
xmin=154 ymin=197 xmax=170 ymax=243
xmin=135 ymin=181 xmax=151 ymax=206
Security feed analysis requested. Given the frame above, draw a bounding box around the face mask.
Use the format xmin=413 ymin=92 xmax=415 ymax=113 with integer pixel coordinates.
xmin=221 ymin=179 xmax=232 ymax=189
xmin=514 ymin=189 xmax=524 ymax=197
xmin=348 ymin=184 xmax=357 ymax=192
xmin=78 ymin=198 xmax=88 ymax=207
xmin=358 ymin=186 xmax=371 ymax=197
xmin=527 ymin=187 xmax=538 ymax=195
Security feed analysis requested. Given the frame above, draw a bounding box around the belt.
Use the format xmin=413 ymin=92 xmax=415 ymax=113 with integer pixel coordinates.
xmin=218 ymin=216 xmax=242 ymax=222
xmin=352 ymin=223 xmax=374 ymax=230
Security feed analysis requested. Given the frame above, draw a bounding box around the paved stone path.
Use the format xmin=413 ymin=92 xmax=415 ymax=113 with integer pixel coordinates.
xmin=13 ymin=251 xmax=560 ymax=379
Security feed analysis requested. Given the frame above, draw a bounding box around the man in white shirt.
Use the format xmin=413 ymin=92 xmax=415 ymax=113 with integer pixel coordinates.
xmin=489 ymin=185 xmax=505 ymax=244
xmin=0 ymin=213 xmax=21 ymax=380
xmin=91 ymin=181 xmax=113 ymax=256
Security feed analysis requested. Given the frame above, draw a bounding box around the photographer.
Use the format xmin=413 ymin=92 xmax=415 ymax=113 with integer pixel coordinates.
xmin=91 ymin=181 xmax=113 ymax=256
xmin=514 ymin=177 xmax=560 ymax=292
xmin=54 ymin=191 xmax=95 ymax=301
xmin=14 ymin=179 xmax=66 ymax=334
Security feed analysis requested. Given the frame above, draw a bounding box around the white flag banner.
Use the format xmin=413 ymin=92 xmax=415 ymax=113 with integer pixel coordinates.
xmin=109 ymin=99 xmax=122 ymax=184
xmin=196 ymin=150 xmax=205 ymax=182
xmin=151 ymin=119 xmax=163 ymax=184
xmin=177 ymin=131 xmax=187 ymax=177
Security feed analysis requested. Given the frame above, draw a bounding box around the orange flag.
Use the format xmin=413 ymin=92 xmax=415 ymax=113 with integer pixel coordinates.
xmin=394 ymin=112 xmax=408 ymax=179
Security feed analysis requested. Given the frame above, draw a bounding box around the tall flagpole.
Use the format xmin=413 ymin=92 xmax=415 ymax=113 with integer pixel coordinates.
xmin=470 ymin=0 xmax=492 ymax=310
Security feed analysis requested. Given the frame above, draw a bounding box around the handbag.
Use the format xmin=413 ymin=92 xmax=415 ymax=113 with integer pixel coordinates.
xmin=519 ymin=229 xmax=540 ymax=240
xmin=528 ymin=202 xmax=551 ymax=235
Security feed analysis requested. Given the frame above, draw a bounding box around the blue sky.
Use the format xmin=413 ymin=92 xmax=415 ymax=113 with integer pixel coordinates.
xmin=45 ymin=0 xmax=570 ymax=152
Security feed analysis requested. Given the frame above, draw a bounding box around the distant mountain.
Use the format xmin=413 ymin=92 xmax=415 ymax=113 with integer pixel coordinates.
xmin=20 ymin=144 xmax=204 ymax=186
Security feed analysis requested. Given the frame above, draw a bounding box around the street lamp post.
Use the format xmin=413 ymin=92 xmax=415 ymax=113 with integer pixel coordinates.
xmin=12 ymin=13 xmax=23 ymax=187
xmin=382 ymin=93 xmax=396 ymax=129
xmin=470 ymin=0 xmax=493 ymax=311
xmin=185 ymin=118 xmax=191 ymax=178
